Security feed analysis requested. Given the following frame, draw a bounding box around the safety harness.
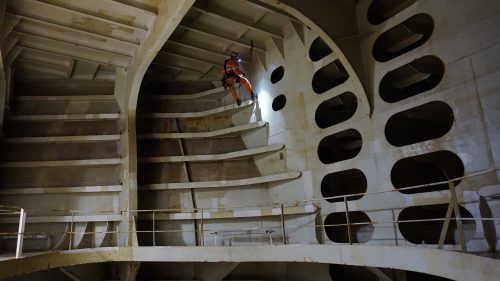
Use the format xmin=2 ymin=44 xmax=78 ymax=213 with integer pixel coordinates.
xmin=222 ymin=59 xmax=240 ymax=85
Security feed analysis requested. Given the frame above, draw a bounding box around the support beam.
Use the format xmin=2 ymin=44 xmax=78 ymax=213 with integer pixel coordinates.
xmin=8 ymin=0 xmax=148 ymax=34
xmin=137 ymin=144 xmax=283 ymax=163
xmin=6 ymin=134 xmax=120 ymax=142
xmin=198 ymin=65 xmax=216 ymax=80
xmin=0 ymin=185 xmax=123 ymax=195
xmin=10 ymin=113 xmax=120 ymax=121
xmin=119 ymin=262 xmax=141 ymax=281
xmin=12 ymin=46 xmax=103 ymax=72
xmin=270 ymin=37 xmax=284 ymax=59
xmin=139 ymin=204 xmax=317 ymax=221
xmin=168 ymin=39 xmax=228 ymax=60
xmin=158 ymin=50 xmax=219 ymax=67
xmin=71 ymin=60 xmax=101 ymax=80
xmin=8 ymin=0 xmax=147 ymax=43
xmin=290 ymin=21 xmax=305 ymax=45
xmin=13 ymin=57 xmax=67 ymax=77
xmin=58 ymin=268 xmax=82 ymax=281
xmin=0 ymin=246 xmax=498 ymax=281
xmin=254 ymin=50 xmax=267 ymax=70
xmin=17 ymin=46 xmax=72 ymax=67
xmin=112 ymin=0 xmax=159 ymax=14
xmin=12 ymin=31 xmax=130 ymax=68
xmin=367 ymin=267 xmax=394 ymax=281
xmin=8 ymin=13 xmax=139 ymax=53
xmin=49 ymin=0 xmax=155 ymax=30
xmin=0 ymin=0 xmax=5 ymax=25
xmin=137 ymin=100 xmax=254 ymax=119
xmin=117 ymin=0 xmax=195 ymax=248
xmin=66 ymin=59 xmax=75 ymax=79
xmin=5 ymin=46 xmax=22 ymax=67
xmin=0 ymin=20 xmax=5 ymax=135
xmin=245 ymin=0 xmax=300 ymax=24
xmin=0 ymin=158 xmax=121 ymax=168
xmin=2 ymin=33 xmax=20 ymax=56
xmin=152 ymin=61 xmax=204 ymax=74
xmin=139 ymin=172 xmax=301 ymax=190
xmin=0 ymin=14 xmax=20 ymax=42
xmin=137 ymin=121 xmax=265 ymax=137
xmin=178 ymin=23 xmax=266 ymax=52
xmin=191 ymin=5 xmax=282 ymax=39
xmin=0 ymin=214 xmax=123 ymax=224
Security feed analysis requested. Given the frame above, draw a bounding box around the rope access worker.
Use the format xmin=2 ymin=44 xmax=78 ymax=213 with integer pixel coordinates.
xmin=221 ymin=52 xmax=256 ymax=106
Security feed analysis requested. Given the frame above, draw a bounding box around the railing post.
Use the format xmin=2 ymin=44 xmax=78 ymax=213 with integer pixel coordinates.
xmin=438 ymin=200 xmax=454 ymax=249
xmin=200 ymin=208 xmax=204 ymax=246
xmin=449 ymin=181 xmax=467 ymax=252
xmin=68 ymin=210 xmax=74 ymax=250
xmin=152 ymin=211 xmax=156 ymax=247
xmin=344 ymin=196 xmax=352 ymax=245
xmin=15 ymin=208 xmax=26 ymax=259
xmin=280 ymin=204 xmax=287 ymax=244
xmin=438 ymin=181 xmax=467 ymax=252
xmin=391 ymin=208 xmax=398 ymax=246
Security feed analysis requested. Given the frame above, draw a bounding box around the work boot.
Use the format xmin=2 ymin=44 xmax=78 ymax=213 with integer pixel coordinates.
xmin=250 ymin=91 xmax=256 ymax=101
xmin=237 ymin=98 xmax=242 ymax=106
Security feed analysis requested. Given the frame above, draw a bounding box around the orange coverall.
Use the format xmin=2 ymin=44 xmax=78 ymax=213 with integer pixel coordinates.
xmin=221 ymin=58 xmax=253 ymax=103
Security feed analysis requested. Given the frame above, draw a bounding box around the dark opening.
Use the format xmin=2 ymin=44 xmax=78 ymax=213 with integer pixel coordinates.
xmin=318 ymin=129 xmax=362 ymax=164
xmin=324 ymin=211 xmax=373 ymax=243
xmin=312 ymin=60 xmax=349 ymax=94
xmin=315 ymin=92 xmax=357 ymax=129
xmin=379 ymin=56 xmax=445 ymax=103
xmin=321 ymin=169 xmax=367 ymax=202
xmin=329 ymin=264 xmax=379 ymax=281
xmin=398 ymin=204 xmax=476 ymax=244
xmin=385 ymin=101 xmax=454 ymax=147
xmin=272 ymin=94 xmax=286 ymax=111
xmin=373 ymin=14 xmax=434 ymax=62
xmin=270 ymin=66 xmax=285 ymax=84
xmin=367 ymin=0 xmax=418 ymax=25
xmin=406 ymin=271 xmax=453 ymax=281
xmin=392 ymin=151 xmax=464 ymax=194
xmin=309 ymin=37 xmax=333 ymax=62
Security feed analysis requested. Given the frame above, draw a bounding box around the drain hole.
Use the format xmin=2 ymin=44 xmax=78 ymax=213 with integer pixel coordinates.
xmin=270 ymin=66 xmax=285 ymax=84
xmin=272 ymin=94 xmax=286 ymax=111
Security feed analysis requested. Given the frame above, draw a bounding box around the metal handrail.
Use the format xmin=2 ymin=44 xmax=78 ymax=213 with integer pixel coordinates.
xmin=2 ymin=167 xmax=498 ymax=258
xmin=6 ymin=167 xmax=498 ymax=215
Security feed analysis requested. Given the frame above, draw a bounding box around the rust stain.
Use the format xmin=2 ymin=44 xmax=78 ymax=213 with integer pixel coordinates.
xmin=40 ymin=22 xmax=107 ymax=43
xmin=71 ymin=16 xmax=135 ymax=37
xmin=97 ymin=8 xmax=138 ymax=27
